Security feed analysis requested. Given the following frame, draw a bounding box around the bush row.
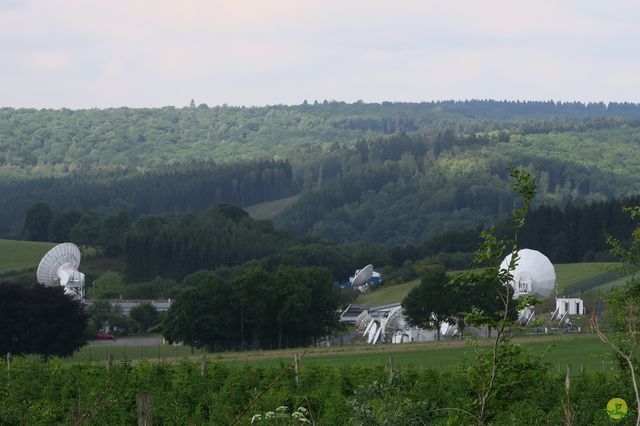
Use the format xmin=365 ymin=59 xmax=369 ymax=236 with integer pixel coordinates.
xmin=0 ymin=357 xmax=635 ymax=425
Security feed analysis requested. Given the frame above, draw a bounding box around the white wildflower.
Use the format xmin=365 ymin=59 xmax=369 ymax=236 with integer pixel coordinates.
xmin=251 ymin=414 xmax=262 ymax=424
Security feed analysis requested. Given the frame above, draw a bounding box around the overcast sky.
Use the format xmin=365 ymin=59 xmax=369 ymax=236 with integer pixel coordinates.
xmin=2 ymin=0 xmax=639 ymax=109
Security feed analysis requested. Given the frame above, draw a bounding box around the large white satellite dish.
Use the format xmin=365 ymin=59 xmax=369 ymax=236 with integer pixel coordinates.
xmin=352 ymin=264 xmax=373 ymax=288
xmin=37 ymin=242 xmax=85 ymax=301
xmin=500 ymin=249 xmax=555 ymax=300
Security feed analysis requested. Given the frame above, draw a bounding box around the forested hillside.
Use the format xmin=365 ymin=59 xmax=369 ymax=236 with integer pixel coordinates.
xmin=275 ymin=127 xmax=640 ymax=243
xmin=3 ymin=101 xmax=640 ymax=241
xmin=0 ymin=160 xmax=295 ymax=236
xmin=16 ymin=195 xmax=639 ymax=289
xmin=3 ymin=101 xmax=640 ymax=171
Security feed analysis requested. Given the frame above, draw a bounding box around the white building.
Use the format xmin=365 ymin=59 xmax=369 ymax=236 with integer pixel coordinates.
xmin=555 ymin=297 xmax=585 ymax=316
xmin=85 ymin=299 xmax=172 ymax=316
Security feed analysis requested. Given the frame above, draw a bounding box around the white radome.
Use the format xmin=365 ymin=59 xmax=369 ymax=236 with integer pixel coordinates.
xmin=500 ymin=249 xmax=556 ymax=300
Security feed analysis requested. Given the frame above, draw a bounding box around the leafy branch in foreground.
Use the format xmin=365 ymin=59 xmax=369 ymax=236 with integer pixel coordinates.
xmin=450 ymin=168 xmax=538 ymax=424
xmin=593 ymin=205 xmax=640 ymax=426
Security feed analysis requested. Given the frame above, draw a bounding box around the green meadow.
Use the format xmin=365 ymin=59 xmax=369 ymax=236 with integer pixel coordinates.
xmin=0 ymin=239 xmax=55 ymax=274
xmin=72 ymin=334 xmax=613 ymax=374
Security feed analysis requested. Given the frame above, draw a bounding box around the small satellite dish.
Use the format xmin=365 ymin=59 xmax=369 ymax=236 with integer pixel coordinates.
xmin=352 ymin=264 xmax=373 ymax=288
xmin=500 ymin=249 xmax=555 ymax=300
xmin=37 ymin=242 xmax=85 ymax=301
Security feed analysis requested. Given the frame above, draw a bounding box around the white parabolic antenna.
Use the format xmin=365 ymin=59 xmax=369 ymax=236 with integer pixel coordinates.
xmin=352 ymin=264 xmax=373 ymax=288
xmin=37 ymin=242 xmax=85 ymax=301
xmin=500 ymin=249 xmax=555 ymax=300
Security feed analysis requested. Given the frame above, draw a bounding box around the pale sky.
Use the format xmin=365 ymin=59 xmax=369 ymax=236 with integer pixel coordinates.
xmin=1 ymin=0 xmax=639 ymax=108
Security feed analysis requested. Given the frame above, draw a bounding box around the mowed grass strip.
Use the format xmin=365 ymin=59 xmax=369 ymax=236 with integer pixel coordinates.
xmin=355 ymin=278 xmax=420 ymax=306
xmin=72 ymin=334 xmax=613 ymax=373
xmin=0 ymin=239 xmax=56 ymax=273
xmin=554 ymin=262 xmax=618 ymax=292
xmin=245 ymin=195 xmax=300 ymax=220
xmin=588 ymin=274 xmax=634 ymax=293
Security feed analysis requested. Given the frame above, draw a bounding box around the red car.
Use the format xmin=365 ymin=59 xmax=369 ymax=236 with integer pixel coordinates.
xmin=95 ymin=332 xmax=116 ymax=340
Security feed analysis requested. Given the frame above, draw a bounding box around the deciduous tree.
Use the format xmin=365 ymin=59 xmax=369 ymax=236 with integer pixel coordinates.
xmin=0 ymin=282 xmax=87 ymax=358
xmin=402 ymin=265 xmax=455 ymax=341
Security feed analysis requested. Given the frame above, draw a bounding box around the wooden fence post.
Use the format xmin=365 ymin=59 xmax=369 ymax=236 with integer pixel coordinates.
xmin=136 ymin=394 xmax=153 ymax=426
xmin=107 ymin=353 xmax=114 ymax=370
xmin=386 ymin=356 xmax=393 ymax=382
xmin=294 ymin=353 xmax=300 ymax=388
xmin=200 ymin=351 xmax=207 ymax=376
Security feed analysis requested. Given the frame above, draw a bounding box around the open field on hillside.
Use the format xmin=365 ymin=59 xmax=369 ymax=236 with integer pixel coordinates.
xmin=588 ymin=274 xmax=634 ymax=293
xmin=0 ymin=239 xmax=55 ymax=274
xmin=245 ymin=195 xmax=300 ymax=220
xmin=555 ymin=262 xmax=624 ymax=293
xmin=72 ymin=334 xmax=613 ymax=373
xmin=357 ymin=262 xmax=628 ymax=307
xmin=355 ymin=278 xmax=420 ymax=305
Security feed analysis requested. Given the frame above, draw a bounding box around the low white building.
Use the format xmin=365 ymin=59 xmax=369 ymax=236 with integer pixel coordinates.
xmin=85 ymin=299 xmax=172 ymax=316
xmin=555 ymin=297 xmax=585 ymax=316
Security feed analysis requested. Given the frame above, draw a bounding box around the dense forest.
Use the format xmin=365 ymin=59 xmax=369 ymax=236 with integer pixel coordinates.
xmin=3 ymin=101 xmax=640 ymax=245
xmin=4 ymin=100 xmax=640 ymax=171
xmin=0 ymin=159 xmax=296 ymax=236
xmin=275 ymin=127 xmax=640 ymax=244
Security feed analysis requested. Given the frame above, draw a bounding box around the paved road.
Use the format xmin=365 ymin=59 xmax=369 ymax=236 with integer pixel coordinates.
xmin=90 ymin=336 xmax=164 ymax=346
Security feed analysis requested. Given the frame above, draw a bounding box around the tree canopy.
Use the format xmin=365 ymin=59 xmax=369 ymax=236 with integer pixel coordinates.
xmin=402 ymin=265 xmax=455 ymax=340
xmin=0 ymin=282 xmax=87 ymax=358
xmin=161 ymin=266 xmax=341 ymax=350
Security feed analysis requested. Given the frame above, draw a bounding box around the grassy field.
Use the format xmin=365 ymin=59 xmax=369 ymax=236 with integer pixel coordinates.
xmin=245 ymin=195 xmax=299 ymax=220
xmin=0 ymin=239 xmax=56 ymax=274
xmin=588 ymin=274 xmax=633 ymax=293
xmin=357 ymin=262 xmax=626 ymax=307
xmin=554 ymin=262 xmax=625 ymax=294
xmin=355 ymin=278 xmax=420 ymax=305
xmin=72 ymin=334 xmax=614 ymax=373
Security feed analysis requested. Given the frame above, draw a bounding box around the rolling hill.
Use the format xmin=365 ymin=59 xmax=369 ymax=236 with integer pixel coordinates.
xmin=3 ymin=102 xmax=640 ymax=245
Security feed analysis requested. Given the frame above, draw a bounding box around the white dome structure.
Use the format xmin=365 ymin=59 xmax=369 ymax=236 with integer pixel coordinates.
xmin=500 ymin=249 xmax=556 ymax=300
